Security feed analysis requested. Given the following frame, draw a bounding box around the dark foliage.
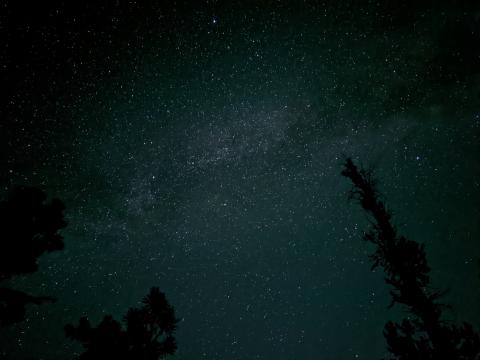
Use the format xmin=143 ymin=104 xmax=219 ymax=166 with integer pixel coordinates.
xmin=0 ymin=185 xmax=66 ymax=326
xmin=0 ymin=185 xmax=67 ymax=280
xmin=341 ymin=158 xmax=480 ymax=360
xmin=65 ymin=287 xmax=178 ymax=360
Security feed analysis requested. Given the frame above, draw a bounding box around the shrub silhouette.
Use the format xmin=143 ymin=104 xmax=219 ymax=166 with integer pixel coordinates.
xmin=0 ymin=185 xmax=66 ymax=326
xmin=342 ymin=158 xmax=480 ymax=360
xmin=65 ymin=287 xmax=178 ymax=360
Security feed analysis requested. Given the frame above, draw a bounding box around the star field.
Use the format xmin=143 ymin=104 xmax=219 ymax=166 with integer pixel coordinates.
xmin=1 ymin=2 xmax=479 ymax=359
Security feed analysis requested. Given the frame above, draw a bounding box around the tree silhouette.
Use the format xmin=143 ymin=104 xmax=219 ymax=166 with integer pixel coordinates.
xmin=0 ymin=185 xmax=67 ymax=326
xmin=341 ymin=158 xmax=480 ymax=360
xmin=65 ymin=287 xmax=178 ymax=360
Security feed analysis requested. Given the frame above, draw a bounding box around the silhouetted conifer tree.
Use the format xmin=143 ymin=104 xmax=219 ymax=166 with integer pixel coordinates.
xmin=0 ymin=185 xmax=66 ymax=326
xmin=65 ymin=287 xmax=178 ymax=360
xmin=342 ymin=158 xmax=480 ymax=360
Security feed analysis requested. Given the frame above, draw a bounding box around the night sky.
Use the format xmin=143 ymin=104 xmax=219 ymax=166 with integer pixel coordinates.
xmin=1 ymin=1 xmax=479 ymax=359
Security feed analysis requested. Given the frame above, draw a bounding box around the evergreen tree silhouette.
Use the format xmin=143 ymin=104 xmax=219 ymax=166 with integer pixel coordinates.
xmin=65 ymin=287 xmax=178 ymax=360
xmin=341 ymin=158 xmax=480 ymax=360
xmin=0 ymin=185 xmax=67 ymax=326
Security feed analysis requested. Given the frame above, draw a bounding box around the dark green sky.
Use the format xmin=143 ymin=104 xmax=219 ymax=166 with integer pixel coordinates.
xmin=1 ymin=2 xmax=479 ymax=359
